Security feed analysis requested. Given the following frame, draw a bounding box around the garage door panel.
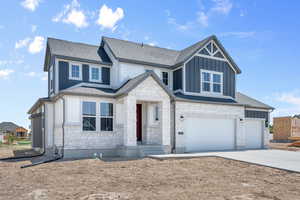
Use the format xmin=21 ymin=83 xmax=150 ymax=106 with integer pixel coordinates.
xmin=184 ymin=117 xmax=235 ymax=152
xmin=245 ymin=119 xmax=263 ymax=149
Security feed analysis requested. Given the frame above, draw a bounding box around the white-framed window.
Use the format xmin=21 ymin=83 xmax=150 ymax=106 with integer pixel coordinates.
xmin=49 ymin=65 xmax=54 ymax=92
xmin=69 ymin=63 xmax=82 ymax=80
xmin=162 ymin=71 xmax=169 ymax=86
xmin=201 ymin=70 xmax=223 ymax=94
xmin=90 ymin=66 xmax=102 ymax=83
xmin=82 ymin=102 xmax=96 ymax=131
xmin=100 ymin=102 xmax=113 ymax=131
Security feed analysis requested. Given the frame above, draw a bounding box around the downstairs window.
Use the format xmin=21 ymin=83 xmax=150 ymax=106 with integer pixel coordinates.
xmin=100 ymin=103 xmax=113 ymax=131
xmin=82 ymin=102 xmax=96 ymax=131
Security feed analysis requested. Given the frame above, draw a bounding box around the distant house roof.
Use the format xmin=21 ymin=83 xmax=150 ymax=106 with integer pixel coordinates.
xmin=0 ymin=122 xmax=27 ymax=133
xmin=44 ymin=38 xmax=112 ymax=71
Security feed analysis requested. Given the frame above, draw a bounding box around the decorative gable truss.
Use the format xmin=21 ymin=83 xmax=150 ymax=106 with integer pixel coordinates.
xmin=198 ymin=40 xmax=226 ymax=60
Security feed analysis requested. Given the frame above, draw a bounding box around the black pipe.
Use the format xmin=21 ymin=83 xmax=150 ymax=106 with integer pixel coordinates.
xmin=0 ymin=152 xmax=44 ymax=161
xmin=20 ymin=155 xmax=62 ymax=168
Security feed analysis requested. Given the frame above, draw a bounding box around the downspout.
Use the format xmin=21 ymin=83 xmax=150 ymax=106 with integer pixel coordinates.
xmin=172 ymin=100 xmax=176 ymax=153
xmin=20 ymin=97 xmax=65 ymax=168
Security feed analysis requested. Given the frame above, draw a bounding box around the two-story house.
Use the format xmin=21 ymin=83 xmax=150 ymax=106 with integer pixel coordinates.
xmin=28 ymin=35 xmax=274 ymax=158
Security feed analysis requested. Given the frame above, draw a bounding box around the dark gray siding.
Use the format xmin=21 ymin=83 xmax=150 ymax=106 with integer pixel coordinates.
xmin=185 ymin=56 xmax=236 ymax=98
xmin=245 ymin=110 xmax=269 ymax=126
xmin=58 ymin=61 xmax=110 ymax=91
xmin=31 ymin=113 xmax=43 ymax=148
xmin=173 ymin=68 xmax=182 ymax=90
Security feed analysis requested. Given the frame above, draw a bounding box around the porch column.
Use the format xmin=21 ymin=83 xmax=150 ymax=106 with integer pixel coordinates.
xmin=161 ymin=100 xmax=171 ymax=146
xmin=123 ymin=96 xmax=137 ymax=146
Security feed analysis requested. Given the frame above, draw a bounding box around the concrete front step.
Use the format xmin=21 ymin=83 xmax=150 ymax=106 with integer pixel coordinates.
xmin=137 ymin=145 xmax=166 ymax=157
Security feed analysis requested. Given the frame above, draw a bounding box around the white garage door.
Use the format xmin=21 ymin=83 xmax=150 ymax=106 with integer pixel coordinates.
xmin=245 ymin=119 xmax=263 ymax=149
xmin=184 ymin=117 xmax=236 ymax=152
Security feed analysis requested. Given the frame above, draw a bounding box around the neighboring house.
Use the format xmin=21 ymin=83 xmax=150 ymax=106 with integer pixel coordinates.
xmin=28 ymin=35 xmax=274 ymax=158
xmin=0 ymin=122 xmax=29 ymax=139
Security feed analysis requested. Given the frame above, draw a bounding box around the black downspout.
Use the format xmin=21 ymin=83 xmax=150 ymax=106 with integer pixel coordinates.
xmin=20 ymin=97 xmax=65 ymax=168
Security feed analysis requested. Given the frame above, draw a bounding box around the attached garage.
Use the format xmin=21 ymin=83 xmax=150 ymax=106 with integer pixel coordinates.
xmin=183 ymin=117 xmax=236 ymax=152
xmin=245 ymin=119 xmax=264 ymax=149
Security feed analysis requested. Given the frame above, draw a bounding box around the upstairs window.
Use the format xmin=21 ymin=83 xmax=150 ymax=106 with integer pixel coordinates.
xmin=100 ymin=103 xmax=113 ymax=131
xmin=69 ymin=63 xmax=82 ymax=80
xmin=82 ymin=102 xmax=96 ymax=131
xmin=162 ymin=72 xmax=169 ymax=86
xmin=90 ymin=66 xmax=102 ymax=82
xmin=201 ymin=70 xmax=223 ymax=94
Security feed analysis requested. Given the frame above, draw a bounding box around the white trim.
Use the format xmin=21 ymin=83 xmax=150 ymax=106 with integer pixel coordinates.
xmin=200 ymin=69 xmax=223 ymax=95
xmin=49 ymin=65 xmax=54 ymax=92
xmin=69 ymin=62 xmax=82 ymax=80
xmin=190 ymin=39 xmax=237 ymax=74
xmin=184 ymin=91 xmax=234 ymax=99
xmin=89 ymin=65 xmax=103 ymax=83
xmin=70 ymin=82 xmax=111 ymax=89
xmin=245 ymin=108 xmax=270 ymax=112
xmin=161 ymin=71 xmax=169 ymax=87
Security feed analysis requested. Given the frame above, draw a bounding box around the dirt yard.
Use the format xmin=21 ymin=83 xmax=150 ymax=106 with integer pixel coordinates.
xmin=269 ymin=142 xmax=300 ymax=152
xmin=1 ymin=148 xmax=300 ymax=200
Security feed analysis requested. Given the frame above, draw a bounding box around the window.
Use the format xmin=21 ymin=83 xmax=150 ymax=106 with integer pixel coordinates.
xmin=49 ymin=66 xmax=53 ymax=91
xmin=162 ymin=72 xmax=169 ymax=86
xmin=82 ymin=102 xmax=96 ymax=131
xmin=201 ymin=70 xmax=223 ymax=94
xmin=90 ymin=66 xmax=102 ymax=82
xmin=154 ymin=105 xmax=159 ymax=121
xmin=100 ymin=103 xmax=113 ymax=131
xmin=69 ymin=63 xmax=82 ymax=80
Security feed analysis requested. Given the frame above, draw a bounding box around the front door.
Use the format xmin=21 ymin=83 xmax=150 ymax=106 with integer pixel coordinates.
xmin=136 ymin=104 xmax=142 ymax=142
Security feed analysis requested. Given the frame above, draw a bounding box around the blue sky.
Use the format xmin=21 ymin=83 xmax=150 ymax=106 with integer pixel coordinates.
xmin=0 ymin=0 xmax=299 ymax=128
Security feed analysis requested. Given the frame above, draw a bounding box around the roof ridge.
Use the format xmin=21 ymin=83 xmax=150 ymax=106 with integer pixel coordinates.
xmin=47 ymin=37 xmax=100 ymax=48
xmin=102 ymin=36 xmax=180 ymax=52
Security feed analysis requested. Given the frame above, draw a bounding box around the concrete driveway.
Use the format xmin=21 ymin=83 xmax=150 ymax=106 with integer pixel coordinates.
xmin=150 ymin=150 xmax=300 ymax=173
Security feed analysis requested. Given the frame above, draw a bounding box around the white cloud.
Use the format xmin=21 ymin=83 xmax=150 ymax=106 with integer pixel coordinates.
xmin=63 ymin=9 xmax=88 ymax=28
xmin=0 ymin=69 xmax=14 ymax=80
xmin=25 ymin=71 xmax=37 ymax=77
xmin=25 ymin=71 xmax=48 ymax=81
xmin=15 ymin=38 xmax=31 ymax=49
xmin=31 ymin=25 xmax=37 ymax=32
xmin=21 ymin=0 xmax=41 ymax=11
xmin=211 ymin=0 xmax=233 ymax=15
xmin=219 ymin=32 xmax=256 ymax=38
xmin=197 ymin=12 xmax=209 ymax=27
xmin=28 ymin=36 xmax=45 ymax=54
xmin=97 ymin=4 xmax=124 ymax=31
xmin=166 ymin=10 xmax=193 ymax=31
xmin=0 ymin=60 xmax=24 ymax=66
xmin=52 ymin=0 xmax=88 ymax=28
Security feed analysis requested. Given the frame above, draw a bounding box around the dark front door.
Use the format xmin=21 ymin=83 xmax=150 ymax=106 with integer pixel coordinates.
xmin=136 ymin=104 xmax=142 ymax=142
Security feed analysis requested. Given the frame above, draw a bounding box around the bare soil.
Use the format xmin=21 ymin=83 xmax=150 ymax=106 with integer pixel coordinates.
xmin=269 ymin=142 xmax=300 ymax=152
xmin=1 ymin=148 xmax=300 ymax=200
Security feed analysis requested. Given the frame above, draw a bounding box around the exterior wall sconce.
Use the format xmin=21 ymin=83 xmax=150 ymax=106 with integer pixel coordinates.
xmin=180 ymin=115 xmax=184 ymax=121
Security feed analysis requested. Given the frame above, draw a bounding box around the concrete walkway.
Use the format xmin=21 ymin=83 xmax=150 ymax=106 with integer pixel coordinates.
xmin=149 ymin=150 xmax=300 ymax=173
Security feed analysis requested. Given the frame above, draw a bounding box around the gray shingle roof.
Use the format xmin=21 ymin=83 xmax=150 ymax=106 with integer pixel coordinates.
xmin=102 ymin=36 xmax=180 ymax=68
xmin=0 ymin=122 xmax=20 ymax=133
xmin=236 ymin=92 xmax=274 ymax=110
xmin=47 ymin=38 xmax=112 ymax=66
xmin=59 ymin=71 xmax=175 ymax=99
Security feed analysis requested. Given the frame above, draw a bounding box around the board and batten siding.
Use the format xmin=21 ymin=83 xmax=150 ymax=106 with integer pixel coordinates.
xmin=173 ymin=68 xmax=183 ymax=90
xmin=245 ymin=110 xmax=269 ymax=125
xmin=58 ymin=61 xmax=110 ymax=91
xmin=185 ymin=56 xmax=236 ymax=98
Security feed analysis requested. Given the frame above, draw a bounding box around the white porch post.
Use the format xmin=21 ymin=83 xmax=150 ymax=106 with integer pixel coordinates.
xmin=161 ymin=100 xmax=171 ymax=146
xmin=123 ymin=96 xmax=137 ymax=146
